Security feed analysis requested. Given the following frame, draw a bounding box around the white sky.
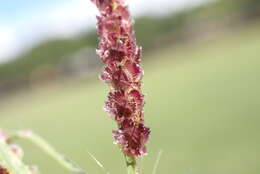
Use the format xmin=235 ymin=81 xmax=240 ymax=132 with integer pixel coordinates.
xmin=0 ymin=0 xmax=212 ymax=63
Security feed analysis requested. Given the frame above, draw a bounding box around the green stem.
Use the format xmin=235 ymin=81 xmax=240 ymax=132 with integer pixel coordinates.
xmin=125 ymin=155 xmax=139 ymax=174
xmin=0 ymin=137 xmax=32 ymax=174
xmin=9 ymin=130 xmax=86 ymax=174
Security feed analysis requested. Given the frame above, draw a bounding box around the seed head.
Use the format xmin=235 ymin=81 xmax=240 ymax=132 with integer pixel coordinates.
xmin=91 ymin=0 xmax=150 ymax=157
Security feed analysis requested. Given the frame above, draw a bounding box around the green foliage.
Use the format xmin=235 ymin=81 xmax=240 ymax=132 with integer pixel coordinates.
xmin=220 ymin=0 xmax=260 ymax=13
xmin=0 ymin=32 xmax=98 ymax=83
xmin=134 ymin=12 xmax=189 ymax=49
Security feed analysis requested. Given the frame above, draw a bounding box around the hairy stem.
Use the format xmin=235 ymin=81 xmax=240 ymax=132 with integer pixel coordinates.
xmin=125 ymin=155 xmax=139 ymax=174
xmin=0 ymin=135 xmax=32 ymax=174
xmin=9 ymin=130 xmax=86 ymax=174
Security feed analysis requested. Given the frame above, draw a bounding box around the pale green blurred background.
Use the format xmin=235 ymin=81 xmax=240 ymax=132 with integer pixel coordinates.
xmin=0 ymin=0 xmax=259 ymax=173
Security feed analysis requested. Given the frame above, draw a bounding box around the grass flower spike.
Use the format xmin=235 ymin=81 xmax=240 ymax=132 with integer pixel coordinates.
xmin=91 ymin=0 xmax=150 ymax=158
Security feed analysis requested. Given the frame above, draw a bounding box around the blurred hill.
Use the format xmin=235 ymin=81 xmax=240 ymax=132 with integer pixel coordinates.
xmin=0 ymin=0 xmax=259 ymax=94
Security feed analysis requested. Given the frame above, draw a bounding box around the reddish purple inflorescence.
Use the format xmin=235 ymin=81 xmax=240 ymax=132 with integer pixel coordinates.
xmin=91 ymin=0 xmax=150 ymax=157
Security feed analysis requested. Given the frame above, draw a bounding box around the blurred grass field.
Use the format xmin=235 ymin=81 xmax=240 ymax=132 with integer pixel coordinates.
xmin=0 ymin=23 xmax=260 ymax=174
